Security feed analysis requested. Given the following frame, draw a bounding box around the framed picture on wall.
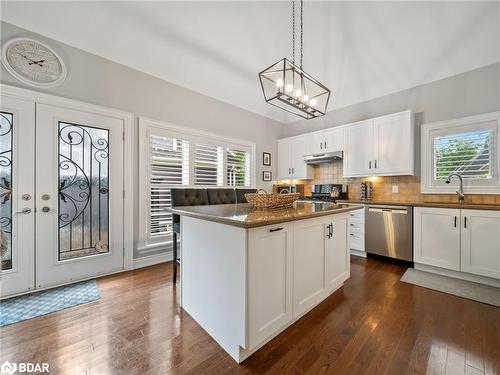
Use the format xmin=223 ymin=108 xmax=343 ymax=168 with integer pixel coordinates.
xmin=263 ymin=152 xmax=271 ymax=166
xmin=262 ymin=171 xmax=272 ymax=182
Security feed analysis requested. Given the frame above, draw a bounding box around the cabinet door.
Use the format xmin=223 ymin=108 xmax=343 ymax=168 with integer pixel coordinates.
xmin=308 ymin=131 xmax=325 ymax=155
xmin=290 ymin=136 xmax=309 ymax=179
xmin=325 ymin=216 xmax=349 ymax=293
xmin=374 ymin=112 xmax=413 ymax=175
xmin=324 ymin=127 xmax=344 ymax=152
xmin=247 ymin=223 xmax=293 ymax=349
xmin=414 ymin=207 xmax=461 ymax=270
xmin=293 ymin=217 xmax=327 ymax=318
xmin=277 ymin=140 xmax=291 ymax=180
xmin=461 ymin=209 xmax=500 ymax=279
xmin=343 ymin=120 xmax=373 ymax=177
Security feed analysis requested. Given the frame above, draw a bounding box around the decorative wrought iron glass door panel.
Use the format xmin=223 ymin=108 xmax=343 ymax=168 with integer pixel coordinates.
xmin=36 ymin=104 xmax=124 ymax=289
xmin=58 ymin=123 xmax=110 ymax=261
xmin=0 ymin=94 xmax=36 ymax=298
xmin=1 ymin=112 xmax=13 ymax=270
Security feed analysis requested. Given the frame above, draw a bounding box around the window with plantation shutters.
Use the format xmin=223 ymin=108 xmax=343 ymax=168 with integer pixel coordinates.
xmin=421 ymin=113 xmax=500 ymax=194
xmin=193 ymin=143 xmax=223 ymax=186
xmin=433 ymin=130 xmax=493 ymax=181
xmin=227 ymin=148 xmax=250 ymax=186
xmin=149 ymin=135 xmax=189 ymax=238
xmin=139 ymin=117 xmax=256 ymax=251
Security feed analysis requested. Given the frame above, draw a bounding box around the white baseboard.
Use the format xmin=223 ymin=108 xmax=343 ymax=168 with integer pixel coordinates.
xmin=350 ymin=249 xmax=367 ymax=258
xmin=414 ymin=263 xmax=500 ymax=288
xmin=133 ymin=251 xmax=173 ymax=269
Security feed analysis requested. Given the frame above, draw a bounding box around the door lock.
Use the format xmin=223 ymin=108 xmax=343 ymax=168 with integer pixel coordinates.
xmin=41 ymin=194 xmax=50 ymax=201
xmin=22 ymin=194 xmax=31 ymax=201
xmin=41 ymin=206 xmax=51 ymax=213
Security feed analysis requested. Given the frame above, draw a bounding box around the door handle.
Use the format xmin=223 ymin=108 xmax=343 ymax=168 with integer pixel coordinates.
xmin=269 ymin=227 xmax=283 ymax=232
xmin=16 ymin=207 xmax=32 ymax=214
xmin=320 ymin=142 xmax=323 ymax=150
xmin=454 ymin=216 xmax=457 ymax=228
xmin=41 ymin=206 xmax=52 ymax=213
xmin=369 ymin=160 xmax=372 ymax=169
xmin=464 ymin=216 xmax=467 ymax=229
xmin=324 ymin=141 xmax=327 ymax=149
xmin=374 ymin=160 xmax=377 ymax=168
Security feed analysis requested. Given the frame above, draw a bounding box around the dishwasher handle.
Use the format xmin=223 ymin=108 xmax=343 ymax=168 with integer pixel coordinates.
xmin=368 ymin=207 xmax=408 ymax=214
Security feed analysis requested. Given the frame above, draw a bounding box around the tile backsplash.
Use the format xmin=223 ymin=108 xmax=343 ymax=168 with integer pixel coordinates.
xmin=291 ymin=160 xmax=500 ymax=204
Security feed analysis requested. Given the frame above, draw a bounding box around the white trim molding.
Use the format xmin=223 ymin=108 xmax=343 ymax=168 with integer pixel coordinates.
xmin=421 ymin=111 xmax=500 ymax=194
xmin=0 ymin=83 xmax=135 ymax=271
xmin=133 ymin=251 xmax=173 ymax=270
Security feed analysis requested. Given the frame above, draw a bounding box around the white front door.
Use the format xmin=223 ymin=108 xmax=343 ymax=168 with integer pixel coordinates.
xmin=35 ymin=104 xmax=124 ymax=289
xmin=0 ymin=95 xmax=36 ymax=297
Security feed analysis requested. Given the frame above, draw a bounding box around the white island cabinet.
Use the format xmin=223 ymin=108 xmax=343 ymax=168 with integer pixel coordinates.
xmin=174 ymin=202 xmax=357 ymax=363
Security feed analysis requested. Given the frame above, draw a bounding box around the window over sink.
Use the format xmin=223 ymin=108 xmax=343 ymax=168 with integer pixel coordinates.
xmin=421 ymin=112 xmax=500 ymax=194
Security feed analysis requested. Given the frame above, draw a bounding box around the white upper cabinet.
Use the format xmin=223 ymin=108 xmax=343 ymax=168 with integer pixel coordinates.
xmin=308 ymin=127 xmax=344 ymax=155
xmin=277 ymin=136 xmax=312 ymax=180
xmin=343 ymin=120 xmax=374 ymax=176
xmin=343 ymin=110 xmax=414 ymax=177
xmin=373 ymin=111 xmax=414 ymax=175
xmin=461 ymin=209 xmax=500 ymax=279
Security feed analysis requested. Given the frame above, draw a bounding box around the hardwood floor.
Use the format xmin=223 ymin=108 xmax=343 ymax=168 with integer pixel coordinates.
xmin=1 ymin=257 xmax=499 ymax=374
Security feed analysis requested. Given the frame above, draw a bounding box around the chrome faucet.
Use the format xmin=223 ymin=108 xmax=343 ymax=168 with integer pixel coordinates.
xmin=445 ymin=173 xmax=465 ymax=203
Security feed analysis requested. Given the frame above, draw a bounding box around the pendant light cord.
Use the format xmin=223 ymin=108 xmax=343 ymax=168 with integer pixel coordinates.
xmin=292 ymin=0 xmax=295 ymax=64
xmin=300 ymin=0 xmax=303 ymax=69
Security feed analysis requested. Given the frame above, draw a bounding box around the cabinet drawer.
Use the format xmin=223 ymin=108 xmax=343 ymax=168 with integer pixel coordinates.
xmin=348 ymin=221 xmax=364 ymax=233
xmin=349 ymin=233 xmax=364 ymax=251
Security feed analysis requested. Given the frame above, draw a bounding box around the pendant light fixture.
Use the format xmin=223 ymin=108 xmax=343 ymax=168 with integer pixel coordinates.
xmin=259 ymin=0 xmax=331 ymax=120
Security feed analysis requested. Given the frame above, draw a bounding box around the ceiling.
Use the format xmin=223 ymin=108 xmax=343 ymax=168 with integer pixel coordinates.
xmin=1 ymin=1 xmax=499 ymax=124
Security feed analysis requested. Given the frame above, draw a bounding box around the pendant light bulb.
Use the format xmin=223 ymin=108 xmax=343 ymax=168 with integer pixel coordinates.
xmin=285 ymin=84 xmax=293 ymax=93
xmin=276 ymin=78 xmax=284 ymax=88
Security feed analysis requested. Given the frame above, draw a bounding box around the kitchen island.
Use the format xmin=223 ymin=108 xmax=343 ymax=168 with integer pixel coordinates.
xmin=172 ymin=201 xmax=362 ymax=363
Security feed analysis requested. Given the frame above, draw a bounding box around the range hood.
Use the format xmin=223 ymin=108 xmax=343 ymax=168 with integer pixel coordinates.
xmin=304 ymin=151 xmax=343 ymax=164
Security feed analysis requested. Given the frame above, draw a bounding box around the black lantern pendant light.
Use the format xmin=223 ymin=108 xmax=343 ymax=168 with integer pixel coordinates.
xmin=259 ymin=0 xmax=331 ymax=120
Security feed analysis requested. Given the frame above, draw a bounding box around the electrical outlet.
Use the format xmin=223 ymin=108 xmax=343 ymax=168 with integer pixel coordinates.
xmin=392 ymin=185 xmax=399 ymax=193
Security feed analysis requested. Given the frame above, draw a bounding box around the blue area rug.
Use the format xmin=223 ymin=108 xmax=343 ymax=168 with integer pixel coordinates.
xmin=0 ymin=279 xmax=100 ymax=327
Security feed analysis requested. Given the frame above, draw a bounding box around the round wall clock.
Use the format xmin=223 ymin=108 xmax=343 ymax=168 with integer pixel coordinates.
xmin=1 ymin=37 xmax=67 ymax=88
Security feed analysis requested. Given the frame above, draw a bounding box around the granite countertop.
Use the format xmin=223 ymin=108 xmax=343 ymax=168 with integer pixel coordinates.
xmin=336 ymin=199 xmax=500 ymax=211
xmin=171 ymin=202 xmax=363 ymax=228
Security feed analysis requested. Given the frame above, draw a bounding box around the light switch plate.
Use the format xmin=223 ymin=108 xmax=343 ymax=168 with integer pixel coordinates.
xmin=392 ymin=185 xmax=399 ymax=193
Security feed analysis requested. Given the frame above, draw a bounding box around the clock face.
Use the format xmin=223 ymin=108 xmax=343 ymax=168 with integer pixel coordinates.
xmin=1 ymin=38 xmax=67 ymax=88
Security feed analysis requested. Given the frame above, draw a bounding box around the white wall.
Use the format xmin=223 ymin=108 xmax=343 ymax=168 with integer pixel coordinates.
xmin=283 ymin=62 xmax=500 ymax=138
xmin=0 ymin=21 xmax=285 ymax=259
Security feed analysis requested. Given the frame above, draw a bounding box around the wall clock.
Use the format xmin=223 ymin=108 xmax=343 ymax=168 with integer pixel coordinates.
xmin=1 ymin=37 xmax=67 ymax=88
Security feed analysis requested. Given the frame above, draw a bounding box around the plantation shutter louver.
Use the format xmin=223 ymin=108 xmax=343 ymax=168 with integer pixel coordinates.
xmin=149 ymin=135 xmax=189 ymax=238
xmin=227 ymin=148 xmax=251 ymax=187
xmin=194 ymin=143 xmax=223 ymax=185
xmin=434 ymin=130 xmax=493 ymax=181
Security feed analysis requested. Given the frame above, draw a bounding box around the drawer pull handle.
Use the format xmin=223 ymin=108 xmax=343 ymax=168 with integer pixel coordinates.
xmin=269 ymin=227 xmax=283 ymax=232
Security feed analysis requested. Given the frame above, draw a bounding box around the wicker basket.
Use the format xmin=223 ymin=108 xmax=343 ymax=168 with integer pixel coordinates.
xmin=245 ymin=192 xmax=300 ymax=209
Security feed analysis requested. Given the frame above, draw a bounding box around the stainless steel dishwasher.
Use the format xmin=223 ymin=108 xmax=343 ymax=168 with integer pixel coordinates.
xmin=365 ymin=205 xmax=413 ymax=261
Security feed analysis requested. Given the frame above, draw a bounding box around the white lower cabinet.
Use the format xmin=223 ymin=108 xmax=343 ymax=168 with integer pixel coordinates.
xmin=414 ymin=207 xmax=461 ymax=271
xmin=246 ymin=213 xmax=350 ymax=351
xmin=461 ymin=209 xmax=500 ymax=279
xmin=247 ymin=223 xmax=293 ymax=350
xmin=293 ymin=218 xmax=327 ymax=318
xmin=292 ymin=215 xmax=349 ymax=318
xmin=414 ymin=207 xmax=500 ymax=280
xmin=348 ymin=208 xmax=365 ymax=256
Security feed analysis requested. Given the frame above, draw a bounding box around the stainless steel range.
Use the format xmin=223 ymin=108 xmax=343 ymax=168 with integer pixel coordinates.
xmin=299 ymin=184 xmax=348 ymax=203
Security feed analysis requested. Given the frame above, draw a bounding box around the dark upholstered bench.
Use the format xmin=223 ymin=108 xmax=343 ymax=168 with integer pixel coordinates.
xmin=169 ymin=187 xmax=256 ymax=284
